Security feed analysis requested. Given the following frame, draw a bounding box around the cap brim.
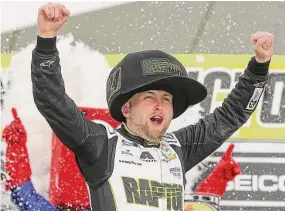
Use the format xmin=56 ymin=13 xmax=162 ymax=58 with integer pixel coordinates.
xmin=110 ymin=76 xmax=207 ymax=122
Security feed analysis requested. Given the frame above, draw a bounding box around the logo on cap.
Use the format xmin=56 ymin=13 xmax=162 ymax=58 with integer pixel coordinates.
xmin=141 ymin=58 xmax=184 ymax=77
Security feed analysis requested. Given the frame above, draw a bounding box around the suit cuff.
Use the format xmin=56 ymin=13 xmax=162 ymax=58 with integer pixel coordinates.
xmin=35 ymin=35 xmax=57 ymax=54
xmin=247 ymin=57 xmax=270 ymax=76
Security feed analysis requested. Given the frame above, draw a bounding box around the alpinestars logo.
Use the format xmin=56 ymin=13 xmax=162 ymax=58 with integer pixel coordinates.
xmin=40 ymin=59 xmax=56 ymax=68
xmin=253 ymin=81 xmax=267 ymax=88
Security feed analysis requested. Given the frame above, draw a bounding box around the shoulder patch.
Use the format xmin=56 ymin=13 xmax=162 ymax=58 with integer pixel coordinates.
xmin=163 ymin=133 xmax=181 ymax=147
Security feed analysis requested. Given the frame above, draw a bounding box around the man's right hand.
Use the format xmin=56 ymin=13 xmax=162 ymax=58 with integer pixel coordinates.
xmin=37 ymin=3 xmax=70 ymax=38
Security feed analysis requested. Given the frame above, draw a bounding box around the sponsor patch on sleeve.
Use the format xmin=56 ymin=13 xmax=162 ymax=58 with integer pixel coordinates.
xmin=246 ymin=87 xmax=264 ymax=110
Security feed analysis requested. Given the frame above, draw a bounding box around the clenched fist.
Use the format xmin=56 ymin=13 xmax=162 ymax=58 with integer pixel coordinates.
xmin=251 ymin=31 xmax=274 ymax=63
xmin=38 ymin=3 xmax=70 ymax=38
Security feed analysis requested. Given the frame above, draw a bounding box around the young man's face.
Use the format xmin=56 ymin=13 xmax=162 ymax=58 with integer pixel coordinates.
xmin=122 ymin=90 xmax=173 ymax=143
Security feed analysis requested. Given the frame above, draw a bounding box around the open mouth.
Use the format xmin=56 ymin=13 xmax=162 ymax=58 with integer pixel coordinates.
xmin=150 ymin=115 xmax=164 ymax=125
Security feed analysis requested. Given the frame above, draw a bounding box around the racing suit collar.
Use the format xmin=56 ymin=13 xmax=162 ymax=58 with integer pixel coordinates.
xmin=117 ymin=123 xmax=160 ymax=148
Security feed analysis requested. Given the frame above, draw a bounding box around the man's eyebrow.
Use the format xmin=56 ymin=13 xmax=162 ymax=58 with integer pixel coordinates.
xmin=163 ymin=93 xmax=172 ymax=97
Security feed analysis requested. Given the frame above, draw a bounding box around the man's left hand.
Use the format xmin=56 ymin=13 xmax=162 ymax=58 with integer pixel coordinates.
xmin=251 ymin=31 xmax=274 ymax=63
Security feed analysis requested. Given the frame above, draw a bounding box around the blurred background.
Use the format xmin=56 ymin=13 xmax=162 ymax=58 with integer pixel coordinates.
xmin=1 ymin=1 xmax=285 ymax=210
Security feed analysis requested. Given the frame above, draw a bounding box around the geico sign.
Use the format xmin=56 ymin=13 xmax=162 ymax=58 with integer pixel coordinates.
xmin=227 ymin=174 xmax=285 ymax=192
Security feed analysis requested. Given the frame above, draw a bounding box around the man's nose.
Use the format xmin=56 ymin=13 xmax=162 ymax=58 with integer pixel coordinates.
xmin=154 ymin=98 xmax=163 ymax=110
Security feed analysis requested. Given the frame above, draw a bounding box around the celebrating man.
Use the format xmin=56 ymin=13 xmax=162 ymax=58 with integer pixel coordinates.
xmin=31 ymin=3 xmax=273 ymax=211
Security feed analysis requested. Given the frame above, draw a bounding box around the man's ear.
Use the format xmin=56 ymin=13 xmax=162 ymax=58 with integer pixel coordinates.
xmin=121 ymin=102 xmax=130 ymax=118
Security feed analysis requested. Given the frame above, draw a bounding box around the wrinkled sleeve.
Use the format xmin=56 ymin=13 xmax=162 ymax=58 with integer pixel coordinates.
xmin=174 ymin=57 xmax=269 ymax=172
xmin=31 ymin=36 xmax=109 ymax=164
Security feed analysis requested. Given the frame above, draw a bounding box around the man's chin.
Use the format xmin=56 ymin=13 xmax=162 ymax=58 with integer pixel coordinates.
xmin=148 ymin=130 xmax=166 ymax=142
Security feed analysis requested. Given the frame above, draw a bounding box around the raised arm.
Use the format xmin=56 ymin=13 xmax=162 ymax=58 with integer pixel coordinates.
xmin=174 ymin=31 xmax=274 ymax=171
xmin=31 ymin=3 xmax=107 ymax=157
